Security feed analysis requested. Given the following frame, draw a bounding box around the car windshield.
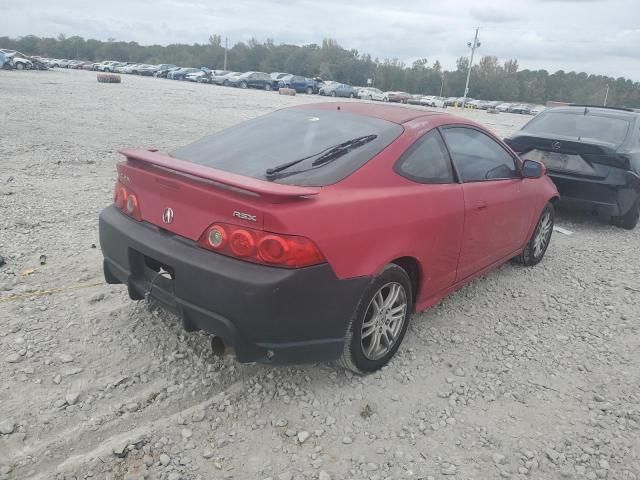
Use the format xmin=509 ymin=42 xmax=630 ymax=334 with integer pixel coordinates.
xmin=523 ymin=110 xmax=631 ymax=145
xmin=170 ymin=109 xmax=403 ymax=186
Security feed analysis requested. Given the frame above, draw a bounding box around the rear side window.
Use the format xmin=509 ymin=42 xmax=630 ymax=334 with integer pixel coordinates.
xmin=523 ymin=111 xmax=630 ymax=145
xmin=171 ymin=109 xmax=403 ymax=187
xmin=395 ymin=130 xmax=453 ymax=183
xmin=442 ymin=127 xmax=519 ymax=182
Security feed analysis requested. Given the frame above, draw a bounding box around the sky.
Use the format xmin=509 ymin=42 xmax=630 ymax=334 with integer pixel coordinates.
xmin=2 ymin=0 xmax=640 ymax=80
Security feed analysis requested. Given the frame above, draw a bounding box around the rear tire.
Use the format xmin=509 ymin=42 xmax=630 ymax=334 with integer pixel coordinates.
xmin=514 ymin=202 xmax=554 ymax=266
xmin=338 ymin=264 xmax=412 ymax=374
xmin=611 ymin=199 xmax=639 ymax=230
xmin=306 ymin=86 xmax=313 ymax=94
xmin=265 ymin=83 xmax=272 ymax=91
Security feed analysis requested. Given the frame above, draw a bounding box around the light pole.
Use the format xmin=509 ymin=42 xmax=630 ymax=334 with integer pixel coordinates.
xmin=461 ymin=27 xmax=480 ymax=108
xmin=440 ymin=72 xmax=445 ymax=97
xmin=603 ymin=84 xmax=609 ymax=106
xmin=224 ymin=37 xmax=228 ymax=70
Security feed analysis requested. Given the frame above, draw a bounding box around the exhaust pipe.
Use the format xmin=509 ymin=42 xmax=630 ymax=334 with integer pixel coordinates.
xmin=210 ymin=336 xmax=226 ymax=356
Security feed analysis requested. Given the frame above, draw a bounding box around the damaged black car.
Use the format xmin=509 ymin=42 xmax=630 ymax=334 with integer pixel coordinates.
xmin=506 ymin=105 xmax=640 ymax=229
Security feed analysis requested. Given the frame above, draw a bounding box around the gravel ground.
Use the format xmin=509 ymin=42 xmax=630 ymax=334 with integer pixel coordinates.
xmin=1 ymin=69 xmax=639 ymax=480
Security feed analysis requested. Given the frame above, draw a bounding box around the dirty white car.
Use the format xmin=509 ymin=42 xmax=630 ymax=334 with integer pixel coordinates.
xmin=358 ymin=87 xmax=386 ymax=101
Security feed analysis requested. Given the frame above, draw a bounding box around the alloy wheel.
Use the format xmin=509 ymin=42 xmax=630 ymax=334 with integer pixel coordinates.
xmin=533 ymin=211 xmax=552 ymax=257
xmin=360 ymin=282 xmax=407 ymax=360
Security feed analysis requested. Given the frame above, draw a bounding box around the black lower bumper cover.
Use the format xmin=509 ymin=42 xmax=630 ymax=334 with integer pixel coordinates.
xmin=99 ymin=206 xmax=370 ymax=364
xmin=549 ymin=171 xmax=640 ymax=217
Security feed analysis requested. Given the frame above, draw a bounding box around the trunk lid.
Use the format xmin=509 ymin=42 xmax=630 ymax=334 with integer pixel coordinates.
xmin=117 ymin=148 xmax=319 ymax=241
xmin=507 ymin=134 xmax=629 ymax=178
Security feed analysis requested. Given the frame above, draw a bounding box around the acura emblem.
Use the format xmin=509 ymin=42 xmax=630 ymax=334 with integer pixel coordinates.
xmin=162 ymin=207 xmax=174 ymax=224
xmin=551 ymin=141 xmax=562 ymax=150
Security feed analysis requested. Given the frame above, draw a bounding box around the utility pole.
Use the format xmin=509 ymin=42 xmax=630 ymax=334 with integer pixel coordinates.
xmin=224 ymin=37 xmax=228 ymax=70
xmin=440 ymin=72 xmax=445 ymax=97
xmin=462 ymin=27 xmax=480 ymax=109
xmin=603 ymin=84 xmax=609 ymax=106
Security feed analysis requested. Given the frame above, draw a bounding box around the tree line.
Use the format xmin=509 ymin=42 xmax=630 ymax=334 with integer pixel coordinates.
xmin=2 ymin=34 xmax=639 ymax=108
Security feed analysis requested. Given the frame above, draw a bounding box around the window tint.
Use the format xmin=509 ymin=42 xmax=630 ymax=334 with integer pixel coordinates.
xmin=171 ymin=109 xmax=403 ymax=187
xmin=396 ymin=130 xmax=453 ymax=183
xmin=524 ymin=111 xmax=630 ymax=145
xmin=442 ymin=127 xmax=519 ymax=182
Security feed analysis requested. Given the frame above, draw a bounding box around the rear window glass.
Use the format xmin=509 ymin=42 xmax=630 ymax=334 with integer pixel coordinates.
xmin=523 ymin=111 xmax=630 ymax=145
xmin=170 ymin=109 xmax=403 ymax=186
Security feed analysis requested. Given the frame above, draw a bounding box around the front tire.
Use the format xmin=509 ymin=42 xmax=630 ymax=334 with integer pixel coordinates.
xmin=265 ymin=83 xmax=272 ymax=91
xmin=514 ymin=202 xmax=554 ymax=266
xmin=611 ymin=199 xmax=639 ymax=230
xmin=338 ymin=264 xmax=412 ymax=374
xmin=15 ymin=62 xmax=24 ymax=70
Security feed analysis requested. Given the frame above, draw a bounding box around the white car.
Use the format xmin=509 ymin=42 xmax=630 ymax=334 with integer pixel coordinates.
xmin=358 ymin=87 xmax=386 ymax=101
xmin=97 ymin=61 xmax=121 ymax=72
xmin=185 ymin=70 xmax=208 ymax=82
xmin=420 ymin=96 xmax=445 ymax=108
xmin=529 ymin=105 xmax=547 ymax=115
xmin=420 ymin=95 xmax=445 ymax=108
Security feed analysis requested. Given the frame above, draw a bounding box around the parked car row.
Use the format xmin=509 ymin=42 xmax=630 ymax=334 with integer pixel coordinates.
xmin=23 ymin=55 xmax=547 ymax=116
xmin=440 ymin=96 xmax=545 ymax=115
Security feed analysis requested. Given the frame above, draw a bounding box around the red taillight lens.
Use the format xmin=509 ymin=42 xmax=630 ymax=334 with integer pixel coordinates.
xmin=230 ymin=229 xmax=256 ymax=257
xmin=113 ymin=180 xmax=142 ymax=221
xmin=258 ymin=235 xmax=288 ymax=263
xmin=197 ymin=223 xmax=325 ymax=268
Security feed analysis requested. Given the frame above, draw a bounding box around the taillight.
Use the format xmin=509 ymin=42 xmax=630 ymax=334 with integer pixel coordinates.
xmin=197 ymin=223 xmax=325 ymax=268
xmin=113 ymin=180 xmax=142 ymax=221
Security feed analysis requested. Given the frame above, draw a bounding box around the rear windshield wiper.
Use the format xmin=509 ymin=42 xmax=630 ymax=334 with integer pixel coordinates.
xmin=265 ymin=134 xmax=377 ymax=178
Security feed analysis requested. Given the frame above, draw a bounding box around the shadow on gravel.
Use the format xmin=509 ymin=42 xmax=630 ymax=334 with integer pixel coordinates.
xmin=554 ymin=205 xmax=617 ymax=230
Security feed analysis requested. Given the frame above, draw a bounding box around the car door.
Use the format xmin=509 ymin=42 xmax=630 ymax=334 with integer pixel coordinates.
xmin=441 ymin=126 xmax=532 ymax=281
xmin=394 ymin=129 xmax=465 ymax=296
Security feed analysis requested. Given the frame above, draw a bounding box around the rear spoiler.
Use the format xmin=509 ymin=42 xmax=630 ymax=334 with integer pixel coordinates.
xmin=119 ymin=148 xmax=320 ymax=201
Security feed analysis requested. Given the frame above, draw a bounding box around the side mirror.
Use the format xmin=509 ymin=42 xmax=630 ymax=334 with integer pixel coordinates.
xmin=522 ymin=159 xmax=544 ymax=179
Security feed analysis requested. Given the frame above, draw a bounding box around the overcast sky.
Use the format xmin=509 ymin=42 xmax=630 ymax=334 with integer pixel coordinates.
xmin=2 ymin=0 xmax=639 ymax=80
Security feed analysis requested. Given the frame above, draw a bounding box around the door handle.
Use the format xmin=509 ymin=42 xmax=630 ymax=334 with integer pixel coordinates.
xmin=476 ymin=201 xmax=488 ymax=210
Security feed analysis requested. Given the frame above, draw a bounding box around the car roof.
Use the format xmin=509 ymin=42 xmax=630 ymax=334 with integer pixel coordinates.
xmin=292 ymin=102 xmax=447 ymax=125
xmin=550 ymin=105 xmax=639 ymax=118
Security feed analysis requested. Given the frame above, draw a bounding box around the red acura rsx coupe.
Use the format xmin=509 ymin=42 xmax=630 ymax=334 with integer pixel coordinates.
xmin=99 ymin=102 xmax=558 ymax=373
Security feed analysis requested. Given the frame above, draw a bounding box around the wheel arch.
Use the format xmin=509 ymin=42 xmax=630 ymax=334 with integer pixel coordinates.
xmin=389 ymin=256 xmax=421 ymax=310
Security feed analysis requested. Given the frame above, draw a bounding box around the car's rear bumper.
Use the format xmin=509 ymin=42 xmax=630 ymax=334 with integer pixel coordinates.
xmin=549 ymin=170 xmax=640 ymax=217
xmin=99 ymin=206 xmax=370 ymax=364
